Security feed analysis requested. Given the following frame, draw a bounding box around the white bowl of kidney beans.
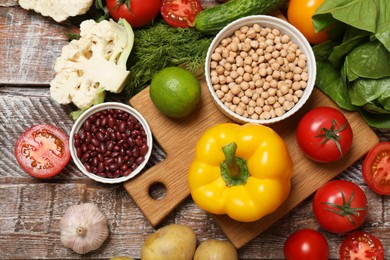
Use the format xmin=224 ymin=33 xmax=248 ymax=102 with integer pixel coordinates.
xmin=69 ymin=102 xmax=153 ymax=184
xmin=205 ymin=15 xmax=316 ymax=124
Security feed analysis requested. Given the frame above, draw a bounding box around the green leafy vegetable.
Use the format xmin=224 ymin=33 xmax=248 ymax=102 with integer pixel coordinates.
xmin=124 ymin=22 xmax=213 ymax=97
xmin=312 ymin=0 xmax=390 ymax=128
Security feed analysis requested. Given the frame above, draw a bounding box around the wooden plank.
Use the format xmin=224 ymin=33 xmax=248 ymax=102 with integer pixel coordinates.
xmin=0 ymin=87 xmax=389 ymax=259
xmin=126 ymin=78 xmax=379 ymax=249
xmin=0 ymin=7 xmax=73 ymax=85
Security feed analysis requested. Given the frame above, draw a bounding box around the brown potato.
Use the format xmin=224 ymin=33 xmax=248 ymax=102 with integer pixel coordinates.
xmin=194 ymin=239 xmax=238 ymax=260
xmin=141 ymin=224 xmax=197 ymax=260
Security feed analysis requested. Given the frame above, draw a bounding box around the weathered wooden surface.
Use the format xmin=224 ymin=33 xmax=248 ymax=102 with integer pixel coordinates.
xmin=1 ymin=2 xmax=390 ymax=260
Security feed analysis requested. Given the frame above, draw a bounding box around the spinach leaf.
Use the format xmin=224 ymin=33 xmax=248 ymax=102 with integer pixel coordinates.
xmin=360 ymin=110 xmax=390 ymax=129
xmin=377 ymin=87 xmax=390 ymax=111
xmin=328 ymin=27 xmax=369 ymax=67
xmin=315 ymin=59 xmax=357 ymax=111
xmin=345 ymin=40 xmax=390 ymax=79
xmin=349 ymin=77 xmax=390 ymax=106
xmin=313 ymin=0 xmax=378 ymax=33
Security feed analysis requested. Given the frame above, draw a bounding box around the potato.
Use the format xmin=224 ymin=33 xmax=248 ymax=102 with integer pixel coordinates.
xmin=194 ymin=239 xmax=238 ymax=260
xmin=141 ymin=224 xmax=197 ymax=260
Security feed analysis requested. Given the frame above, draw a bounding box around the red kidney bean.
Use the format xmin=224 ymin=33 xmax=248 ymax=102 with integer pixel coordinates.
xmin=77 ymin=147 xmax=82 ymax=158
xmin=140 ymin=145 xmax=148 ymax=156
xmin=81 ymin=143 xmax=88 ymax=153
xmin=97 ymin=163 xmax=104 ymax=172
xmin=96 ymin=132 xmax=105 ymax=142
xmin=100 ymin=142 xmax=107 ymax=153
xmin=91 ymin=138 xmax=100 ymax=147
xmin=87 ymin=144 xmax=95 ymax=151
xmin=101 ymin=116 xmax=107 ymax=127
xmin=75 ymin=108 xmax=149 ymax=179
xmin=120 ymin=163 xmax=128 ymax=171
xmin=135 ymin=156 xmax=144 ymax=165
xmin=97 ymin=153 xmax=104 ymax=162
xmin=123 ymin=169 xmax=132 ymax=176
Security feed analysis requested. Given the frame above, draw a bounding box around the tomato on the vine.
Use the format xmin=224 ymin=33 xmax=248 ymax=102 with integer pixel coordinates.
xmin=287 ymin=0 xmax=330 ymax=44
xmin=362 ymin=142 xmax=390 ymax=195
xmin=284 ymin=229 xmax=329 ymax=260
xmin=106 ymin=0 xmax=161 ymax=28
xmin=313 ymin=180 xmax=368 ymax=234
xmin=161 ymin=0 xmax=202 ymax=28
xmin=340 ymin=231 xmax=384 ymax=260
xmin=296 ymin=106 xmax=353 ymax=163
xmin=14 ymin=124 xmax=71 ymax=178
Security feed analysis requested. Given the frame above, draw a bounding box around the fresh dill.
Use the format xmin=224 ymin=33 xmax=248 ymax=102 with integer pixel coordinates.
xmin=125 ymin=22 xmax=214 ymax=97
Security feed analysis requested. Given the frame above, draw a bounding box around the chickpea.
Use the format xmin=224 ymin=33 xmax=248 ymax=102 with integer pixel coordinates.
xmin=211 ymin=52 xmax=222 ymax=62
xmin=231 ymin=85 xmax=241 ymax=95
xmin=210 ymin=23 xmax=308 ymax=121
xmin=236 ymin=106 xmax=244 ymax=116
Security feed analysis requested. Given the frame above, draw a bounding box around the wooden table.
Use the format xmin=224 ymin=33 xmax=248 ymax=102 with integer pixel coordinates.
xmin=1 ymin=1 xmax=389 ymax=259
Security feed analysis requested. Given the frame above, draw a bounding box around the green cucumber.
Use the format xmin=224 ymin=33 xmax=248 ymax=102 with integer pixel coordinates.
xmin=195 ymin=0 xmax=284 ymax=35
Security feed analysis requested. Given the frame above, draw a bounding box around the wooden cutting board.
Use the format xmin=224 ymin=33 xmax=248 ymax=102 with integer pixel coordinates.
xmin=124 ymin=79 xmax=379 ymax=248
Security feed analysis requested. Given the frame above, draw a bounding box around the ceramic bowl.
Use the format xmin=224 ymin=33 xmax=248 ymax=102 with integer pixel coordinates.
xmin=205 ymin=15 xmax=316 ymax=124
xmin=69 ymin=102 xmax=153 ymax=184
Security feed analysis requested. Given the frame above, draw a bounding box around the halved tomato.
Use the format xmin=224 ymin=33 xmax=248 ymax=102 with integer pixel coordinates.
xmin=161 ymin=0 xmax=202 ymax=28
xmin=339 ymin=231 xmax=384 ymax=260
xmin=14 ymin=124 xmax=70 ymax=178
xmin=362 ymin=142 xmax=390 ymax=195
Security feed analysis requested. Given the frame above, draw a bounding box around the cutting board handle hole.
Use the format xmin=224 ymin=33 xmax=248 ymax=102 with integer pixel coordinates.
xmin=148 ymin=181 xmax=167 ymax=201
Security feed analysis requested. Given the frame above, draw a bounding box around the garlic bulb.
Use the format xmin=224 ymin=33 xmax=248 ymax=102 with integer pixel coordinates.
xmin=59 ymin=203 xmax=109 ymax=254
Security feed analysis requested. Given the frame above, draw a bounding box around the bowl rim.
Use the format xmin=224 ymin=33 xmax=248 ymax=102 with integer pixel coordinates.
xmin=69 ymin=102 xmax=153 ymax=184
xmin=205 ymin=14 xmax=317 ymax=124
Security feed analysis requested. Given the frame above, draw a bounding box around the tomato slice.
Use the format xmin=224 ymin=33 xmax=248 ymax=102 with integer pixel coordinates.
xmin=339 ymin=231 xmax=384 ymax=260
xmin=362 ymin=142 xmax=390 ymax=195
xmin=161 ymin=0 xmax=202 ymax=28
xmin=14 ymin=124 xmax=70 ymax=178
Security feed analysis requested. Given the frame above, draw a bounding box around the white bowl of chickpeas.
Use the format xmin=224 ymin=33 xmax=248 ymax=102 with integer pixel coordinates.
xmin=205 ymin=15 xmax=316 ymax=124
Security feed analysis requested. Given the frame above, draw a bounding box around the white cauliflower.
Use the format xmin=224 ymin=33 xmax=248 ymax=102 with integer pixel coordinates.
xmin=50 ymin=19 xmax=134 ymax=115
xmin=19 ymin=0 xmax=93 ymax=22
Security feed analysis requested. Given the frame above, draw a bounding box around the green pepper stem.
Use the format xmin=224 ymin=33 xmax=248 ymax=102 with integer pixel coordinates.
xmin=222 ymin=143 xmax=241 ymax=178
xmin=220 ymin=142 xmax=249 ymax=186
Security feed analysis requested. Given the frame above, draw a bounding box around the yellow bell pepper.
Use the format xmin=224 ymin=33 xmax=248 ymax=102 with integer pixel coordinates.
xmin=188 ymin=123 xmax=293 ymax=222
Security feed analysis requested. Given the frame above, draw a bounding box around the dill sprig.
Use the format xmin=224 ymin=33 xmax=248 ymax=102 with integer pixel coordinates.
xmin=125 ymin=22 xmax=214 ymax=97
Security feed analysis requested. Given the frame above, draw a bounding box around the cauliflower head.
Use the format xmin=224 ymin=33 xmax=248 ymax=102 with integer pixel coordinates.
xmin=19 ymin=0 xmax=93 ymax=22
xmin=50 ymin=19 xmax=134 ymax=111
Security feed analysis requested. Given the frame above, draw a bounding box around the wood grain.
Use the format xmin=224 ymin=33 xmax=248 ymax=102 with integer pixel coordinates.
xmin=1 ymin=2 xmax=390 ymax=259
xmin=126 ymin=79 xmax=379 ymax=248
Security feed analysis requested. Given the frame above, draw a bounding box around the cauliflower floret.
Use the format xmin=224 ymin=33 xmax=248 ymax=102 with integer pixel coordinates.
xmin=19 ymin=0 xmax=93 ymax=22
xmin=50 ymin=19 xmax=134 ymax=111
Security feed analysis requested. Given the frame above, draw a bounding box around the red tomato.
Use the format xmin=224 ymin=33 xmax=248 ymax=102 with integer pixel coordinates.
xmin=287 ymin=0 xmax=330 ymax=44
xmin=313 ymin=180 xmax=368 ymax=234
xmin=14 ymin=124 xmax=70 ymax=178
xmin=296 ymin=106 xmax=353 ymax=163
xmin=106 ymin=0 xmax=161 ymax=28
xmin=161 ymin=0 xmax=202 ymax=28
xmin=284 ymin=229 xmax=329 ymax=260
xmin=340 ymin=231 xmax=384 ymax=260
xmin=362 ymin=142 xmax=390 ymax=195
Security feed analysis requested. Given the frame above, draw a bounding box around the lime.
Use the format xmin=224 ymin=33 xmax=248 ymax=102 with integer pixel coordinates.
xmin=150 ymin=67 xmax=201 ymax=118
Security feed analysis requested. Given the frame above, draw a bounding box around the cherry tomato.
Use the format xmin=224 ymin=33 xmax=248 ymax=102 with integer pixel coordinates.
xmin=14 ymin=124 xmax=70 ymax=178
xmin=287 ymin=0 xmax=330 ymax=44
xmin=284 ymin=229 xmax=329 ymax=260
xmin=340 ymin=231 xmax=384 ymax=260
xmin=362 ymin=142 xmax=390 ymax=195
xmin=161 ymin=0 xmax=202 ymax=28
xmin=106 ymin=0 xmax=161 ymax=28
xmin=296 ymin=106 xmax=353 ymax=163
xmin=313 ymin=180 xmax=368 ymax=234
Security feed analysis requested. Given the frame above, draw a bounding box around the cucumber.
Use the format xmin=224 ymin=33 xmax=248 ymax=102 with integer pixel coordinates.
xmin=195 ymin=0 xmax=284 ymax=35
